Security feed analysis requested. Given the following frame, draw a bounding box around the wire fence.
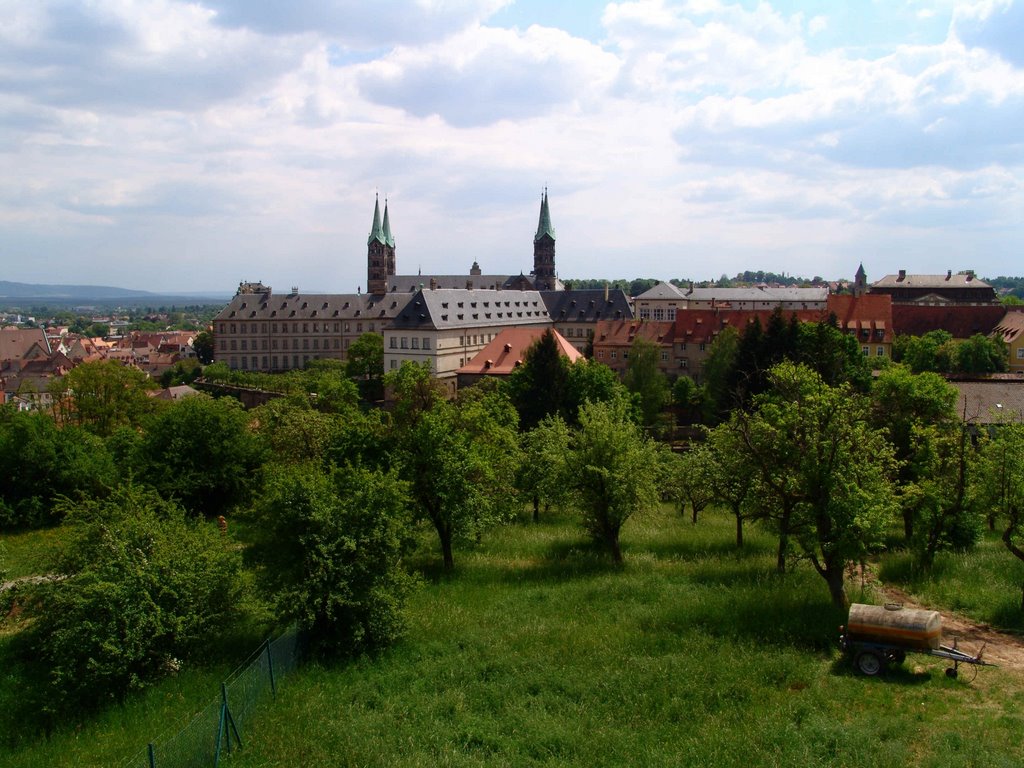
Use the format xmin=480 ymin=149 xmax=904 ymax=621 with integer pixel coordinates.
xmin=119 ymin=624 xmax=302 ymax=768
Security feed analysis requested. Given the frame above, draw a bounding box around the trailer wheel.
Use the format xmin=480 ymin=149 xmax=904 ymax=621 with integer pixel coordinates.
xmin=945 ymin=667 xmax=958 ymax=679
xmin=855 ymin=651 xmax=884 ymax=676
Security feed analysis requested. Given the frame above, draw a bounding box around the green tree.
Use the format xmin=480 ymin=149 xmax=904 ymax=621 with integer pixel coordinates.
xmin=346 ymin=332 xmax=385 ymax=402
xmin=700 ymin=324 xmax=740 ymax=422
xmin=247 ymin=463 xmax=415 ymax=656
xmin=392 ymin=376 xmax=521 ymax=570
xmin=137 ymin=394 xmax=263 ymax=517
xmin=796 ymin=318 xmax=872 ymax=390
xmin=663 ymin=446 xmax=715 ymax=524
xmin=191 ymin=330 xmax=215 ymax=364
xmin=724 ymin=362 xmax=897 ymax=606
xmin=623 ymin=337 xmax=670 ymax=427
xmin=975 ymin=422 xmax=1024 ymax=610
xmin=566 ymin=399 xmax=661 ymax=564
xmin=956 ymin=333 xmax=1007 ymax=374
xmin=871 ymin=366 xmax=960 ymax=541
xmin=23 ymin=485 xmax=242 ymax=714
xmin=505 ymin=329 xmax=570 ymax=430
xmin=893 ymin=330 xmax=954 ymax=373
xmin=516 ymin=415 xmax=572 ymax=523
xmin=0 ymin=408 xmax=116 ymax=529
xmin=703 ymin=423 xmax=754 ymax=547
xmin=564 ymin=358 xmax=635 ymax=425
xmin=49 ymin=360 xmax=155 ymax=436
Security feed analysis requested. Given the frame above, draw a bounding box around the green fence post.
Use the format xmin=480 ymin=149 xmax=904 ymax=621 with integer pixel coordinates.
xmin=147 ymin=743 xmax=156 ymax=768
xmin=266 ymin=638 xmax=277 ymax=699
xmin=214 ymin=681 xmax=242 ymax=767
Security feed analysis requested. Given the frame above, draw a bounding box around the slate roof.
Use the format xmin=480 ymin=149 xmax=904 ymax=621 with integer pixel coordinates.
xmin=541 ymin=289 xmax=633 ymax=323
xmin=387 ymin=288 xmax=552 ymax=331
xmin=948 ymin=378 xmax=1024 ymax=424
xmin=215 ymin=289 xmax=397 ymax=322
xmin=683 ymin=286 xmax=829 ymax=304
xmin=386 ymin=275 xmax=522 ymax=293
xmin=872 ymin=273 xmax=992 ymax=290
xmin=635 ymin=282 xmax=687 ymax=301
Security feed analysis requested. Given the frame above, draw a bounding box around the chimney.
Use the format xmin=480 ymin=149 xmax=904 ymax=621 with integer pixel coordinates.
xmin=604 ymin=283 xmax=609 ymax=302
xmin=429 ymin=277 xmax=438 ymax=290
xmin=897 ymin=270 xmax=906 ymax=282
xmin=946 ymin=270 xmax=952 ymax=281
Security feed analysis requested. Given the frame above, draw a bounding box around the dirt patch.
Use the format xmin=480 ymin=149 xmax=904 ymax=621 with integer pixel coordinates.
xmin=855 ymin=566 xmax=1024 ymax=670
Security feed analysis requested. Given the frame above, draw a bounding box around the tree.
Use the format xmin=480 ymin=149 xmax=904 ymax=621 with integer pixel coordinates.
xmin=956 ymin=333 xmax=1007 ymax=374
xmin=137 ymin=394 xmax=263 ymax=517
xmin=623 ymin=337 xmax=670 ymax=427
xmin=664 ymin=446 xmax=715 ymax=524
xmin=564 ymin=358 xmax=635 ymax=425
xmin=893 ymin=330 xmax=954 ymax=373
xmin=565 ymin=399 xmax=661 ymax=564
xmin=505 ymin=329 xmax=570 ymax=431
xmin=247 ymin=462 xmax=415 ymax=656
xmin=723 ymin=362 xmax=897 ymax=606
xmin=796 ymin=318 xmax=872 ymax=390
xmin=191 ymin=330 xmax=215 ymax=364
xmin=703 ymin=423 xmax=754 ymax=547
xmin=345 ymin=332 xmax=385 ymax=402
xmin=871 ymin=366 xmax=960 ymax=540
xmin=49 ymin=360 xmax=155 ymax=436
xmin=23 ymin=486 xmax=242 ymax=714
xmin=700 ymin=324 xmax=740 ymax=422
xmin=976 ymin=422 xmax=1024 ymax=610
xmin=392 ymin=376 xmax=521 ymax=570
xmin=516 ymin=415 xmax=572 ymax=523
xmin=0 ymin=408 xmax=116 ymax=529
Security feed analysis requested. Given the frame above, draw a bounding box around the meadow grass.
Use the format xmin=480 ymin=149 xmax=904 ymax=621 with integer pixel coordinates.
xmin=1 ymin=525 xmax=66 ymax=580
xmin=224 ymin=507 xmax=1024 ymax=768
xmin=3 ymin=507 xmax=1023 ymax=767
xmin=877 ymin=531 xmax=1024 ymax=631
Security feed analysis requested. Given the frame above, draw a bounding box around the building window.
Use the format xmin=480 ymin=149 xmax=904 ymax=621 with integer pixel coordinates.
xmin=303 ymin=339 xmax=309 ymax=350
xmin=653 ymin=308 xmax=665 ymax=321
xmin=219 ymin=340 xmax=226 ymax=351
xmin=262 ymin=356 xmax=268 ymax=368
xmin=422 ymin=337 xmax=430 ymax=350
xmin=876 ymin=346 xmax=885 ymax=357
xmin=272 ymin=339 xmax=278 ymax=350
xmin=334 ymin=338 xmax=340 ymax=349
xmin=357 ymin=322 xmax=363 ymax=332
xmin=699 ymin=343 xmax=706 ymax=352
xmin=303 ymin=323 xmax=309 ymax=333
xmin=344 ymin=322 xmax=350 ymax=332
xmin=611 ymin=350 xmax=617 ymax=360
xmin=661 ymin=350 xmax=668 ymax=361
xmin=862 ymin=346 xmax=869 ymax=356
xmin=411 ymin=338 xmax=420 ymax=349
xmin=623 ymin=351 xmax=629 ymax=359
xmin=390 ymin=337 xmax=397 ymax=349
xmin=597 ymin=350 xmax=605 ymax=359
xmin=271 ymin=323 xmax=277 ymax=333
xmin=313 ymin=339 xmax=319 ymax=350
xmin=241 ymin=357 xmax=248 ymax=370
xmin=262 ymin=340 xmax=268 ymax=350
xmin=680 ymin=359 xmax=689 ymax=369
xmin=390 ymin=359 xmax=397 ymax=369
xmin=241 ymin=340 xmax=247 ymax=351
xmin=667 ymin=307 xmax=676 ymax=320
xmin=230 ymin=340 xmax=237 ymax=351
xmin=230 ymin=323 xmax=236 ymax=334
xmin=639 ymin=309 xmax=650 ymax=320
xmin=460 ymin=336 xmax=465 ymax=345
xmin=272 ymin=356 xmax=278 ymax=368
xmin=401 ymin=337 xmax=408 ymax=349
xmin=293 ymin=355 xmax=299 ymax=368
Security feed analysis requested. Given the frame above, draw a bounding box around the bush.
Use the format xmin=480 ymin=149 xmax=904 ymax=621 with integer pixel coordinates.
xmin=247 ymin=463 xmax=416 ymax=657
xmin=22 ymin=486 xmax=243 ymax=714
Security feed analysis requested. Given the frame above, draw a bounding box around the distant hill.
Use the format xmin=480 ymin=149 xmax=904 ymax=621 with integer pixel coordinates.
xmin=0 ymin=281 xmax=227 ymax=305
xmin=0 ymin=281 xmax=158 ymax=299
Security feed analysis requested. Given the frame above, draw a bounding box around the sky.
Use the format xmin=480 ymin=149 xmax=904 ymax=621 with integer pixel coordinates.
xmin=1 ymin=0 xmax=1022 ymax=294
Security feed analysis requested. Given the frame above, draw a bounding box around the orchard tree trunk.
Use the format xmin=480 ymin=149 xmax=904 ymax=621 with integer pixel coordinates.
xmin=440 ymin=527 xmax=455 ymax=571
xmin=734 ymin=507 xmax=744 ymax=548
xmin=532 ymin=494 xmax=540 ymax=524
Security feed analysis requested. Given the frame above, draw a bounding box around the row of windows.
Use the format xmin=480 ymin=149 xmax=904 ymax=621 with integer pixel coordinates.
xmin=220 ymin=338 xmax=351 ymax=352
xmin=230 ymin=355 xmax=314 ymax=370
xmin=221 ymin=321 xmax=375 ymax=334
xmin=862 ymin=346 xmax=888 ymax=357
xmin=388 ymin=337 xmax=432 ymax=350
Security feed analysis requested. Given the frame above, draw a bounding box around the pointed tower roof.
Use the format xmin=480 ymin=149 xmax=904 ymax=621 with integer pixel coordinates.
xmin=855 ymin=263 xmax=866 ymax=280
xmin=382 ymin=198 xmax=395 ymax=248
xmin=368 ymin=194 xmax=386 ymax=246
xmin=534 ymin=189 xmax=556 ymax=243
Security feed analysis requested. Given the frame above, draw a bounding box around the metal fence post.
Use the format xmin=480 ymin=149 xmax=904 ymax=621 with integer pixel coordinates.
xmin=147 ymin=743 xmax=156 ymax=768
xmin=214 ymin=681 xmax=242 ymax=767
xmin=266 ymin=638 xmax=277 ymax=699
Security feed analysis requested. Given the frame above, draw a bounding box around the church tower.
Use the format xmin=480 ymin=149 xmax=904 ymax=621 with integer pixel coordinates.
xmin=532 ymin=190 xmax=557 ymax=290
xmin=854 ymin=263 xmax=867 ymax=297
xmin=367 ymin=195 xmax=396 ymax=295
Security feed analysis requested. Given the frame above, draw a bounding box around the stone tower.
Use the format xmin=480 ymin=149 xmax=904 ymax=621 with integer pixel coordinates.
xmin=532 ymin=190 xmax=557 ymax=290
xmin=854 ymin=263 xmax=867 ymax=297
xmin=367 ymin=195 xmax=396 ymax=295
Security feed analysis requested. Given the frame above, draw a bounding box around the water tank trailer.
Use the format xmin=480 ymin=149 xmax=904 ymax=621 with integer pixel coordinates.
xmin=840 ymin=603 xmax=996 ymax=678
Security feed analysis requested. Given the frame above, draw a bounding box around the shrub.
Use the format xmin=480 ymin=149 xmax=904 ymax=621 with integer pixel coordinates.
xmin=22 ymin=486 xmax=242 ymax=714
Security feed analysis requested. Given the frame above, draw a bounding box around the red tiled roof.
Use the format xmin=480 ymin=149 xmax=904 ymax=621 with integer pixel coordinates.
xmin=990 ymin=309 xmax=1024 ymax=343
xmin=594 ymin=319 xmax=676 ymax=346
xmin=826 ymin=294 xmax=894 ymax=343
xmin=458 ymin=328 xmax=582 ymax=376
xmin=671 ymin=308 xmax=823 ymax=344
xmin=891 ymin=304 xmax=1006 ymax=339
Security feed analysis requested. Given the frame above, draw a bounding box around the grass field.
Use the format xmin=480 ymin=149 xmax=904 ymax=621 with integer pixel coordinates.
xmin=3 ymin=507 xmax=1024 ymax=767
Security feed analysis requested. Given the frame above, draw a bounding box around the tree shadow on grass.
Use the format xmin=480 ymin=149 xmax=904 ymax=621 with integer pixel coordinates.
xmin=640 ymin=535 xmax=774 ymax=564
xmin=829 ymin=655 xmax=935 ymax=686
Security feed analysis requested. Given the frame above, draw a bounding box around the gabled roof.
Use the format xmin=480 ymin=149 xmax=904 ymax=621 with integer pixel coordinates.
xmin=0 ymin=328 xmax=50 ymax=362
xmin=214 ymin=290 xmax=391 ymax=322
xmin=949 ymin=379 xmax=1024 ymax=424
xmin=541 ymin=288 xmax=633 ymax=323
xmin=458 ymin=328 xmax=581 ymax=376
xmin=826 ymin=293 xmax=894 ymax=342
xmin=891 ymin=304 xmax=1006 ymax=339
xmin=594 ymin=319 xmax=676 ymax=347
xmin=635 ymin=282 xmax=687 ymax=301
xmin=388 ymin=288 xmax=552 ymax=331
xmin=991 ymin=309 xmax=1024 ymax=343
xmin=683 ymin=286 xmax=829 ymax=303
xmin=386 ymin=275 xmax=518 ymax=293
xmin=672 ymin=308 xmax=825 ymax=344
xmin=873 ymin=272 xmax=992 ymax=290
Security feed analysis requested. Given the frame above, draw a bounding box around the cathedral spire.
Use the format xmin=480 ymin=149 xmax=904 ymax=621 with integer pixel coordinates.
xmin=368 ymin=194 xmax=386 ymax=246
xmin=382 ymin=197 xmax=395 ymax=248
xmin=534 ymin=188 xmax=556 ymax=243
